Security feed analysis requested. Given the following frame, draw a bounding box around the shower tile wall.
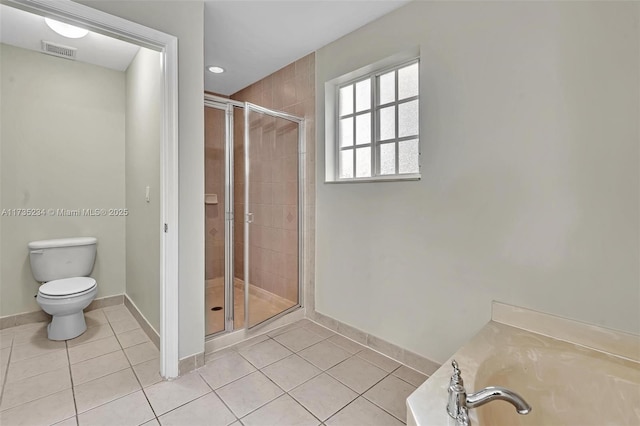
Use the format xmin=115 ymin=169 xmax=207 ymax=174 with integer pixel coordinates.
xmin=232 ymin=53 xmax=316 ymax=307
xmin=204 ymin=107 xmax=226 ymax=283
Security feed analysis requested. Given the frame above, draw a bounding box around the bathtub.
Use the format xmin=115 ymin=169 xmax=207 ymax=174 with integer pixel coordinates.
xmin=407 ymin=305 xmax=640 ymax=426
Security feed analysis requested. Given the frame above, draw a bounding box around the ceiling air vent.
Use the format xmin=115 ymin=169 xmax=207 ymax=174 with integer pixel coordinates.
xmin=41 ymin=40 xmax=77 ymax=60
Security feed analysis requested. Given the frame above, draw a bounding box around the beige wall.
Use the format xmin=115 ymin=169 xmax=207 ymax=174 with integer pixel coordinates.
xmin=232 ymin=53 xmax=316 ymax=305
xmin=125 ymin=47 xmax=162 ymax=332
xmin=315 ymin=1 xmax=640 ymax=363
xmin=0 ymin=43 xmax=126 ymax=317
xmin=76 ymin=0 xmax=205 ymax=359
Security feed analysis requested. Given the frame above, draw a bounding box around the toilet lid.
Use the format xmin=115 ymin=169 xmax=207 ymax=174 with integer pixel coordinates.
xmin=39 ymin=277 xmax=97 ymax=297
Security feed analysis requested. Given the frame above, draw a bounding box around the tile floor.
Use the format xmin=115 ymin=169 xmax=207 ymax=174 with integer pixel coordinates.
xmin=1 ymin=312 xmax=428 ymax=426
xmin=0 ymin=305 xmax=162 ymax=426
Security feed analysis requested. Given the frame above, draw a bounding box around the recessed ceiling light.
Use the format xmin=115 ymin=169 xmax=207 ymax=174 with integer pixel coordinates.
xmin=208 ymin=66 xmax=225 ymax=74
xmin=45 ymin=18 xmax=89 ymax=39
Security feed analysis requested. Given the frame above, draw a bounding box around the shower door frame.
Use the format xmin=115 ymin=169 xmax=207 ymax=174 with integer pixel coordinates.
xmin=203 ymin=100 xmax=236 ymax=336
xmin=204 ymin=94 xmax=305 ymax=336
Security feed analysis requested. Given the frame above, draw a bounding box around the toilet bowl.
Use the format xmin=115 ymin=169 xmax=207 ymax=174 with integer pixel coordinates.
xmin=37 ymin=277 xmax=98 ymax=340
xmin=28 ymin=237 xmax=98 ymax=341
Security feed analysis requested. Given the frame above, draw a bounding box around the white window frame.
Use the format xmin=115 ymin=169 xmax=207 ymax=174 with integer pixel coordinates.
xmin=333 ymin=58 xmax=421 ymax=182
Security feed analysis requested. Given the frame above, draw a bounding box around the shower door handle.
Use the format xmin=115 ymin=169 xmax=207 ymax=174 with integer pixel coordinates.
xmin=246 ymin=213 xmax=254 ymax=223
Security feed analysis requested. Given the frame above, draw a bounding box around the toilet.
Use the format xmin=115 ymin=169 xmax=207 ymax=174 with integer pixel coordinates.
xmin=28 ymin=237 xmax=98 ymax=341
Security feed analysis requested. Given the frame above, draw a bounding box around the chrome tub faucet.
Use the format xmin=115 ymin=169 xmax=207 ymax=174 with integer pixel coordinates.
xmin=446 ymin=360 xmax=531 ymax=426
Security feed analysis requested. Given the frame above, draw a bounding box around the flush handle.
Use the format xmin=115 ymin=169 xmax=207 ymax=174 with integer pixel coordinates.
xmin=30 ymin=250 xmax=44 ymax=255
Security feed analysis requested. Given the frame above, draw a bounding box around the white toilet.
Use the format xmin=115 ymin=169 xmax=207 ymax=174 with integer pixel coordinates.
xmin=28 ymin=237 xmax=98 ymax=341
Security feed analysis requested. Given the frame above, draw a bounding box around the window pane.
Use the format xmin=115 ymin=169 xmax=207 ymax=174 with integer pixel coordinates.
xmin=398 ymin=100 xmax=419 ymax=137
xmin=379 ymin=106 xmax=395 ymax=141
xmin=340 ymin=117 xmax=353 ymax=147
xmin=339 ymin=85 xmax=353 ymax=116
xmin=340 ymin=149 xmax=354 ymax=178
xmin=379 ymin=71 xmax=395 ymax=105
xmin=355 ymin=79 xmax=371 ymax=112
xmin=355 ymin=113 xmax=371 ymax=145
xmin=380 ymin=143 xmax=395 ymax=175
xmin=398 ymin=62 xmax=419 ymax=100
xmin=399 ymin=139 xmax=419 ymax=174
xmin=355 ymin=147 xmax=371 ymax=178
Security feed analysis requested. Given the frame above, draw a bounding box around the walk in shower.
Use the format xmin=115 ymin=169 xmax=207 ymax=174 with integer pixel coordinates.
xmin=204 ymin=95 xmax=304 ymax=337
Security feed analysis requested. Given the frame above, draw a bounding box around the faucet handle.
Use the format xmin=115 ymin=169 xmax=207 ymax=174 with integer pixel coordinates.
xmin=447 ymin=360 xmax=467 ymax=422
xmin=449 ymin=360 xmax=464 ymax=387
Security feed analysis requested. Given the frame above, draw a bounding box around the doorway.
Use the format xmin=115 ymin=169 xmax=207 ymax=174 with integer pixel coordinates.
xmin=3 ymin=0 xmax=180 ymax=378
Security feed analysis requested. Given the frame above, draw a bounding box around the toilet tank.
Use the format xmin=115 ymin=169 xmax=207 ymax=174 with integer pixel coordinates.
xmin=28 ymin=237 xmax=97 ymax=282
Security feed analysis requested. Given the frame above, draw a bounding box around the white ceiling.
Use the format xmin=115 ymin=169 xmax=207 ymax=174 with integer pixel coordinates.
xmin=204 ymin=0 xmax=411 ymax=96
xmin=1 ymin=1 xmax=411 ymax=94
xmin=0 ymin=4 xmax=140 ymax=72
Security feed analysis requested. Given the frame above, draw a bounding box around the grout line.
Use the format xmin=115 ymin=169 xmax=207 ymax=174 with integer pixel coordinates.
xmin=326 ymin=365 xmax=409 ymax=425
xmin=218 ymin=330 xmax=356 ymax=395
xmin=361 ymin=395 xmax=408 ymax=424
xmin=65 ymin=339 xmax=80 ymax=423
xmin=0 ymin=309 xmax=145 ymax=424
xmin=285 ymin=335 xmax=410 ymax=424
xmin=359 ymin=370 xmax=411 ymax=424
xmin=73 ymin=384 xmax=150 ymax=422
xmin=4 ymin=347 xmax=67 ymax=367
xmin=276 ymin=357 xmax=327 ymax=424
xmin=391 ymin=368 xmax=428 ymax=388
xmin=107 ymin=310 xmax=160 ymax=422
xmin=67 ymin=335 xmax=121 ymax=365
xmin=263 ymin=356 xmax=323 ymax=394
xmin=0 ymin=334 xmax=14 ymax=408
xmin=200 ymin=361 xmax=257 ymax=391
xmin=198 ymin=374 xmax=241 ymax=423
xmin=0 ymin=366 xmax=71 ymax=413
xmin=229 ymin=370 xmax=290 ymax=423
xmin=202 ymin=319 xmax=414 ymax=425
xmin=234 ymin=338 xmax=294 ymax=370
xmin=213 ymin=388 xmax=241 ymax=422
xmin=321 ymin=395 xmax=362 ymax=424
xmin=281 ymin=356 xmax=360 ymax=423
xmin=283 ymin=392 xmax=324 ymax=425
xmin=285 ymin=376 xmax=352 ymax=425
xmin=203 ymin=332 xmax=323 ymax=423
xmin=73 ymin=311 xmax=138 ymax=416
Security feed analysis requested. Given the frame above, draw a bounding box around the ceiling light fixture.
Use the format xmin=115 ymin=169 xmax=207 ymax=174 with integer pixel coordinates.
xmin=208 ymin=66 xmax=225 ymax=74
xmin=45 ymin=18 xmax=89 ymax=39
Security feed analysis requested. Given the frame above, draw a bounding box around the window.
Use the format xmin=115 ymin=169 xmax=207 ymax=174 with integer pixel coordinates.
xmin=336 ymin=60 xmax=419 ymax=180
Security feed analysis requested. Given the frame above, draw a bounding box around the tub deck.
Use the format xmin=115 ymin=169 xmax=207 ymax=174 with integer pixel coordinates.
xmin=407 ymin=306 xmax=640 ymax=426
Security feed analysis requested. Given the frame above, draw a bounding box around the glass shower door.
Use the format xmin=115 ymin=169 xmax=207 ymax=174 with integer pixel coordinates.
xmin=244 ymin=103 xmax=302 ymax=328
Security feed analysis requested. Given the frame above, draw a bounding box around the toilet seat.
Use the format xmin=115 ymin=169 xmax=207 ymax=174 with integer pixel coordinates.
xmin=39 ymin=277 xmax=97 ymax=298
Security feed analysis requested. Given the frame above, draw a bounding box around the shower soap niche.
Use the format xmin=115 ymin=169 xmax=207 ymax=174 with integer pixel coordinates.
xmin=205 ymin=194 xmax=218 ymax=205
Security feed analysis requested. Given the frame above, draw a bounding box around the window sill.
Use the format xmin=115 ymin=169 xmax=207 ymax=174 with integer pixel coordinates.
xmin=325 ymin=173 xmax=421 ymax=184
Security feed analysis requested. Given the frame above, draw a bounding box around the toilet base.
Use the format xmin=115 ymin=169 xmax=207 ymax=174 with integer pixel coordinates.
xmin=47 ymin=311 xmax=87 ymax=341
xmin=37 ymin=285 xmax=97 ymax=341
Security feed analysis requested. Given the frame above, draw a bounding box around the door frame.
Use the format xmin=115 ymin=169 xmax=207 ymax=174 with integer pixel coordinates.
xmin=5 ymin=0 xmax=180 ymax=378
